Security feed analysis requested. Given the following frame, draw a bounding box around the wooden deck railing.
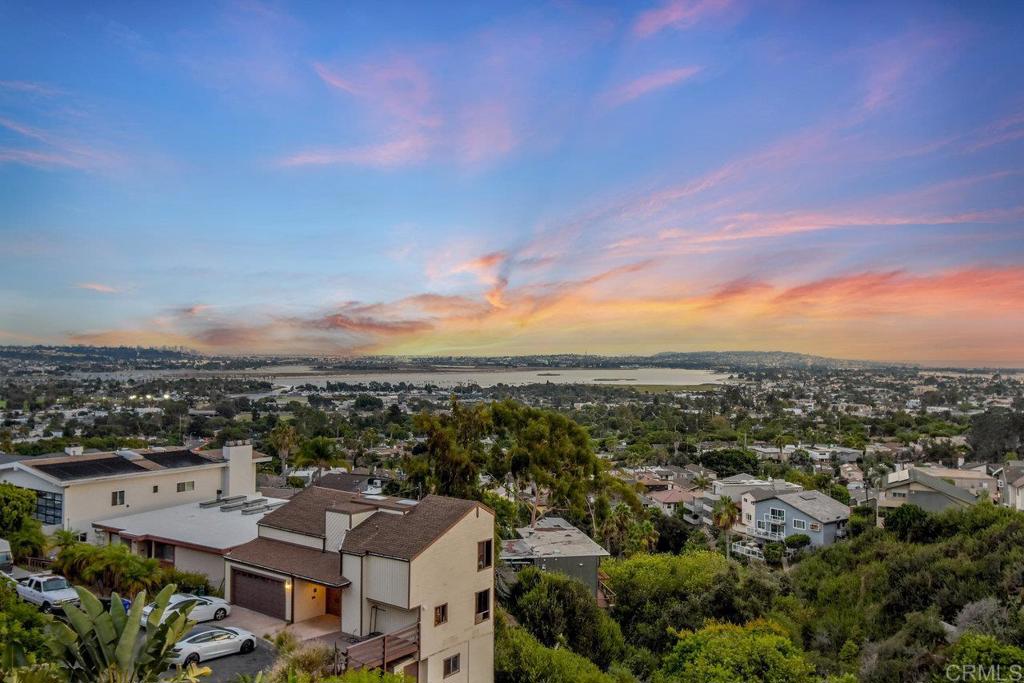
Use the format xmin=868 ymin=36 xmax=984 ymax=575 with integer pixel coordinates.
xmin=341 ymin=623 xmax=419 ymax=671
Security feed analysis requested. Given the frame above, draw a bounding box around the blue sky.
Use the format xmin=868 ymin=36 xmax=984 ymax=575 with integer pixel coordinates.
xmin=1 ymin=0 xmax=1023 ymax=364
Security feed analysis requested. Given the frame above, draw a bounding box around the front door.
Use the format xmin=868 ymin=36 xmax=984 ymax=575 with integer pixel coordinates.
xmin=326 ymin=586 xmax=342 ymax=616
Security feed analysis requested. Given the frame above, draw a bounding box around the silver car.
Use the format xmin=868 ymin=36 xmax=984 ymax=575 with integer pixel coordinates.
xmin=168 ymin=626 xmax=257 ymax=667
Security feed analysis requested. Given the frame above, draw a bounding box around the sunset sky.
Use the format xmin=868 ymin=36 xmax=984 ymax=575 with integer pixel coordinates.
xmin=1 ymin=1 xmax=1023 ymax=366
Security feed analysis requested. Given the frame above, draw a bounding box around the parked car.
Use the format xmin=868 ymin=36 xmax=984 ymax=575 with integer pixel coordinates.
xmin=100 ymin=595 xmax=133 ymax=611
xmin=16 ymin=574 xmax=79 ymax=613
xmin=0 ymin=539 xmax=12 ymax=573
xmin=141 ymin=593 xmax=230 ymax=626
xmin=168 ymin=626 xmax=257 ymax=667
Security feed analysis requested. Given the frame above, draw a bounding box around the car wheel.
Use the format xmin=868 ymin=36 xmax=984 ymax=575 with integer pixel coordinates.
xmin=40 ymin=602 xmax=51 ymax=613
xmin=184 ymin=653 xmax=200 ymax=667
xmin=240 ymin=639 xmax=255 ymax=654
xmin=214 ymin=607 xmax=227 ymax=620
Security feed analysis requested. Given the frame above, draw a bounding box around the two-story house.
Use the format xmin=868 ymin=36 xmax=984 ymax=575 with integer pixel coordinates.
xmin=224 ymin=486 xmax=494 ymax=682
xmin=691 ymin=474 xmax=803 ymax=527
xmin=739 ymin=489 xmax=850 ymax=547
xmin=877 ymin=467 xmax=978 ymax=525
xmin=0 ymin=441 xmax=268 ymax=541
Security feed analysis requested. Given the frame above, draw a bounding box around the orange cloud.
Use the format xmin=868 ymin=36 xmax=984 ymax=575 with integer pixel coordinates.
xmin=60 ymin=264 xmax=1024 ymax=365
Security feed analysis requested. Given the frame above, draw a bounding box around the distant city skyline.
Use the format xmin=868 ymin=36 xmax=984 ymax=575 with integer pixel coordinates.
xmin=1 ymin=1 xmax=1023 ymax=366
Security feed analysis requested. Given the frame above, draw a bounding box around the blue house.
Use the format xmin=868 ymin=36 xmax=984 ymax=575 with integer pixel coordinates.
xmin=739 ymin=489 xmax=850 ymax=547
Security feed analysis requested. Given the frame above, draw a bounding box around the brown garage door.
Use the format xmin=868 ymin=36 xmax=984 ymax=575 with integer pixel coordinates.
xmin=231 ymin=569 xmax=286 ymax=620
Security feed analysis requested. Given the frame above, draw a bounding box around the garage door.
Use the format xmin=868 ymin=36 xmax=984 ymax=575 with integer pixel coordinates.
xmin=231 ymin=569 xmax=285 ymax=620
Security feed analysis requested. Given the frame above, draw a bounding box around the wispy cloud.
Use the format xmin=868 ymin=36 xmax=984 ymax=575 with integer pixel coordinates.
xmin=632 ymin=0 xmax=735 ymax=39
xmin=0 ymin=80 xmax=63 ymax=97
xmin=603 ymin=66 xmax=702 ymax=107
xmin=279 ymin=134 xmax=432 ymax=168
xmin=0 ymin=111 xmax=123 ymax=171
xmin=74 ymin=282 xmax=121 ymax=294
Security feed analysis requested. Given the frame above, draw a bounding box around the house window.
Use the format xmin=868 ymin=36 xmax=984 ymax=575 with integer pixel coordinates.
xmin=176 ymin=481 xmax=195 ymax=493
xmin=153 ymin=542 xmax=175 ymax=562
xmin=475 ymin=588 xmax=491 ymax=624
xmin=152 ymin=485 xmax=159 ymax=493
xmin=891 ymin=491 xmax=906 ymax=498
xmin=434 ymin=603 xmax=448 ymax=626
xmin=792 ymin=519 xmax=807 ymax=530
xmin=477 ymin=539 xmax=493 ymax=570
xmin=769 ymin=507 xmax=785 ymax=520
xmin=34 ymin=490 xmax=63 ymax=525
xmin=809 ymin=522 xmax=822 ymax=532
xmin=756 ymin=520 xmax=766 ymax=530
xmin=111 ymin=490 xmax=125 ymax=506
xmin=744 ymin=513 xmax=752 ymax=523
xmin=443 ymin=654 xmax=461 ymax=677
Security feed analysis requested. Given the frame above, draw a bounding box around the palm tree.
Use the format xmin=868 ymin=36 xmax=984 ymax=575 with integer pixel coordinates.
xmin=601 ymin=503 xmax=634 ymax=556
xmin=295 ymin=436 xmax=339 ymax=481
xmin=774 ymin=434 xmax=793 ymax=462
xmin=268 ymin=422 xmax=300 ymax=474
xmin=626 ymin=518 xmax=659 ymax=556
xmin=712 ymin=495 xmax=741 ymax=558
xmin=691 ymin=474 xmax=712 ymax=492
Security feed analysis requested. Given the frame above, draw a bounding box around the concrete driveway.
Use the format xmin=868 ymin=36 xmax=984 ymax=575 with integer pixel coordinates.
xmin=218 ymin=605 xmax=288 ymax=639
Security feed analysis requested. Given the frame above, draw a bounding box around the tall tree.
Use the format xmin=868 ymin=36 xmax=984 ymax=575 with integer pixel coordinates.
xmin=712 ymin=496 xmax=740 ymax=558
xmin=296 ymin=436 xmax=340 ymax=481
xmin=268 ymin=422 xmax=300 ymax=474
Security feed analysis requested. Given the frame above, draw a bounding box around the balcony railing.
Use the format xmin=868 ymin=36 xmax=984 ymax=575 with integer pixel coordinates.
xmin=731 ymin=542 xmax=765 ymax=560
xmin=751 ymin=528 xmax=786 ymax=541
xmin=340 ymin=623 xmax=419 ymax=672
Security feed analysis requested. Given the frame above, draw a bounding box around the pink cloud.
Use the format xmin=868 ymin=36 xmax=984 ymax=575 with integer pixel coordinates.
xmin=0 ymin=116 xmax=120 ymax=171
xmin=279 ymin=134 xmax=431 ymax=168
xmin=632 ymin=0 xmax=734 ymax=38
xmin=603 ymin=66 xmax=702 ymax=107
xmin=456 ymin=102 xmax=519 ymax=165
xmin=75 ymin=282 xmax=120 ymax=294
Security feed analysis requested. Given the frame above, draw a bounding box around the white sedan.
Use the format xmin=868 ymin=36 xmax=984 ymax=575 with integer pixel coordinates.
xmin=141 ymin=593 xmax=231 ymax=626
xmin=168 ymin=626 xmax=257 ymax=667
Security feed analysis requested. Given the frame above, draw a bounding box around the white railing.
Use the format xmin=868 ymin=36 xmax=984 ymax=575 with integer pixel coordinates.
xmin=731 ymin=543 xmax=764 ymax=560
xmin=751 ymin=528 xmax=785 ymax=541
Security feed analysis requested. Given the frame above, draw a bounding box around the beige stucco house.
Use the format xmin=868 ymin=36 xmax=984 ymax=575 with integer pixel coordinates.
xmin=225 ymin=486 xmax=495 ymax=682
xmin=0 ymin=441 xmax=268 ymax=541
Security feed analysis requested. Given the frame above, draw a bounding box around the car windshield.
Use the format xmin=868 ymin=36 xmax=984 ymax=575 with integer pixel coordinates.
xmin=42 ymin=578 xmax=69 ymax=591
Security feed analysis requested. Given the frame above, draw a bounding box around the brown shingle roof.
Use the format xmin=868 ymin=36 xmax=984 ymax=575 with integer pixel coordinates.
xmin=227 ymin=537 xmax=349 ymax=587
xmin=258 ymin=486 xmax=359 ymax=537
xmin=341 ymin=495 xmax=482 ymax=561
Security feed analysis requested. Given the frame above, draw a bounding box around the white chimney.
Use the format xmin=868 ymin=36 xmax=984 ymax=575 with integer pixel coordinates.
xmin=222 ymin=440 xmax=256 ymax=498
xmin=64 ymin=445 xmax=84 ymax=456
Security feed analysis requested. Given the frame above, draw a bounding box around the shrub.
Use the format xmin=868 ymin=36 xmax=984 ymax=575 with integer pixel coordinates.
xmin=161 ymin=568 xmax=217 ymax=596
xmin=785 ymin=534 xmax=811 ymax=549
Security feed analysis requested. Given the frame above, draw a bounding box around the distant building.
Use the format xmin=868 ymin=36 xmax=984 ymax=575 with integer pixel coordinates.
xmin=999 ymin=462 xmax=1024 ymax=512
xmin=915 ymin=465 xmax=997 ymax=500
xmin=499 ymin=517 xmax=609 ymax=596
xmin=877 ymin=467 xmax=978 ymax=525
